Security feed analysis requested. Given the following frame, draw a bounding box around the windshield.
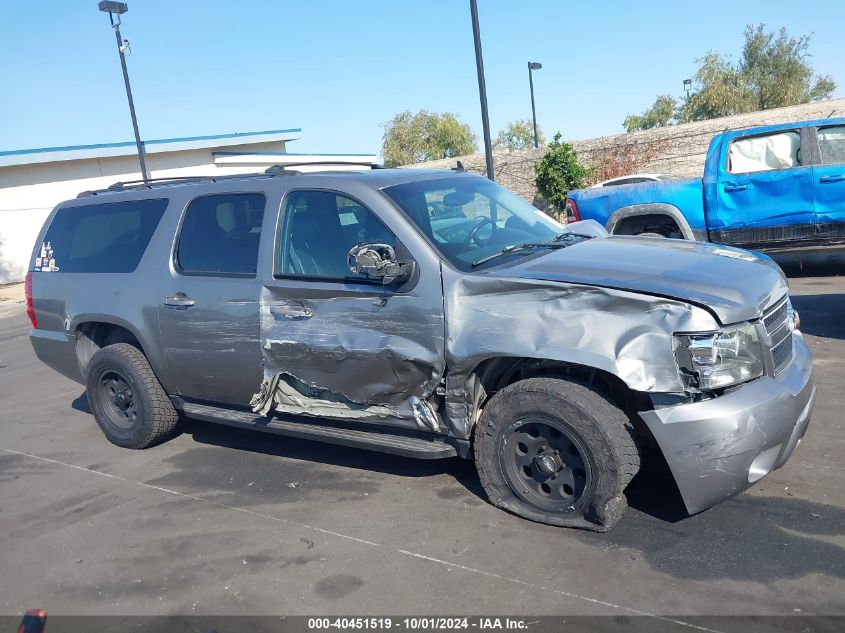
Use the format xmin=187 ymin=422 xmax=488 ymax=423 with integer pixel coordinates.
xmin=382 ymin=175 xmax=565 ymax=270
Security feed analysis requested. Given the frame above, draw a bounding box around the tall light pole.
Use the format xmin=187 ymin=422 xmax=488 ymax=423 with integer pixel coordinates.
xmin=469 ymin=0 xmax=494 ymax=181
xmin=98 ymin=1 xmax=149 ymax=183
xmin=528 ymin=62 xmax=542 ymax=148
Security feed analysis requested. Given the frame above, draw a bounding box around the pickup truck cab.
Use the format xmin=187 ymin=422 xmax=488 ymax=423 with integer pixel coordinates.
xmin=566 ymin=118 xmax=845 ymax=253
xmin=27 ymin=166 xmax=815 ymax=531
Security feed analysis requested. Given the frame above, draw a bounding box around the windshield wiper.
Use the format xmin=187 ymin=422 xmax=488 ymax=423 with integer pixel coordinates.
xmin=471 ymin=231 xmax=595 ymax=268
xmin=471 ymin=242 xmax=569 ymax=268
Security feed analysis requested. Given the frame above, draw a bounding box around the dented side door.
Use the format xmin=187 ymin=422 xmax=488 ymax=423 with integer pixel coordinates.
xmin=253 ymin=181 xmax=447 ymax=432
xmin=158 ymin=189 xmax=267 ymax=406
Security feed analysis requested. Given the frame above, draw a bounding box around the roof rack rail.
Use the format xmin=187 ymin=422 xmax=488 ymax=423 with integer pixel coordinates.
xmin=77 ymin=171 xmax=269 ymax=197
xmin=107 ymin=176 xmax=210 ymax=189
xmin=264 ymin=161 xmax=385 ymax=175
xmin=76 ymin=162 xmax=387 ymax=197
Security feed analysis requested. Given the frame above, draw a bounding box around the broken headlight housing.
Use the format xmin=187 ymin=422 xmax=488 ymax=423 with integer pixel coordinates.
xmin=674 ymin=322 xmax=764 ymax=391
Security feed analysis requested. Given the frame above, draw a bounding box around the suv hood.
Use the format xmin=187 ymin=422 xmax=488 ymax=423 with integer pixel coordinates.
xmin=492 ymin=236 xmax=788 ymax=324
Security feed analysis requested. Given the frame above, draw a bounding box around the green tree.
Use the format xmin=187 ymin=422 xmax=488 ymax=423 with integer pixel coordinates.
xmin=678 ymin=52 xmax=753 ymax=122
xmin=534 ymin=133 xmax=590 ymax=213
xmin=740 ymin=24 xmax=836 ymax=109
xmin=381 ymin=110 xmax=477 ymax=167
xmin=494 ymin=119 xmax=545 ymax=150
xmin=623 ymin=95 xmax=678 ymax=132
xmin=628 ymin=24 xmax=837 ymax=129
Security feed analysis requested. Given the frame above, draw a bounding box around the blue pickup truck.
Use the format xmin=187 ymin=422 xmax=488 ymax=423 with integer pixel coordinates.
xmin=566 ymin=118 xmax=845 ymax=253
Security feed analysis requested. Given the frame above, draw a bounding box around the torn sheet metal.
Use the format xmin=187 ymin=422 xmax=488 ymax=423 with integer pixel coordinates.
xmin=252 ymin=283 xmax=446 ymax=432
xmin=251 ymin=371 xmax=397 ymax=419
xmin=441 ymin=267 xmax=719 ymax=438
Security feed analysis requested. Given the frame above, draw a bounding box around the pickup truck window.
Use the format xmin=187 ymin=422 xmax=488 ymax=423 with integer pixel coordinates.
xmin=176 ymin=193 xmax=265 ymax=276
xmin=36 ymin=199 xmax=167 ymax=273
xmin=728 ymin=131 xmax=801 ymax=174
xmin=277 ymin=190 xmax=396 ymax=280
xmin=383 ymin=176 xmax=560 ymax=271
xmin=818 ymin=125 xmax=845 ymax=165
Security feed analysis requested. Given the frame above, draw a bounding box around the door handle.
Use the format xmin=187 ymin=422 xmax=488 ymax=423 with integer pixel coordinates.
xmin=819 ymin=175 xmax=845 ymax=183
xmin=723 ymin=183 xmax=748 ymax=192
xmin=271 ymin=301 xmax=314 ymax=319
xmin=164 ymin=293 xmax=196 ymax=309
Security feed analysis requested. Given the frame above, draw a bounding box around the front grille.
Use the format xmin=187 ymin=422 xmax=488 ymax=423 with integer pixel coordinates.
xmin=763 ymin=296 xmax=794 ymax=374
xmin=763 ymin=299 xmax=788 ymax=335
xmin=771 ymin=334 xmax=794 ymax=373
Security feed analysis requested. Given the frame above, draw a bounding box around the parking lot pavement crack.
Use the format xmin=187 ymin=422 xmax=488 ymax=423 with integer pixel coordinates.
xmin=1 ymin=446 xmax=724 ymax=631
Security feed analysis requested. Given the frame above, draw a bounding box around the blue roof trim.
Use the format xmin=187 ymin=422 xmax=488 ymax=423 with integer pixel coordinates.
xmin=0 ymin=128 xmax=302 ymax=157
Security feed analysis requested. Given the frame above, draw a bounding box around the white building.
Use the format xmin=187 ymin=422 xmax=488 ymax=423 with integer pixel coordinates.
xmin=0 ymin=128 xmax=376 ymax=283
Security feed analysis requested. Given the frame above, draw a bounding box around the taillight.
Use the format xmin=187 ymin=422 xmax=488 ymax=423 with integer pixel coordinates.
xmin=25 ymin=272 xmax=38 ymax=329
xmin=564 ymin=198 xmax=581 ymax=223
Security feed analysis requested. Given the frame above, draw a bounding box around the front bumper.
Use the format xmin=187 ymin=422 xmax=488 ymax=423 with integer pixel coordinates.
xmin=639 ymin=331 xmax=815 ymax=515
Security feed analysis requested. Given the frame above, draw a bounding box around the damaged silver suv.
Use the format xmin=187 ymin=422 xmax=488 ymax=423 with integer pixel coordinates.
xmin=27 ymin=165 xmax=816 ymax=531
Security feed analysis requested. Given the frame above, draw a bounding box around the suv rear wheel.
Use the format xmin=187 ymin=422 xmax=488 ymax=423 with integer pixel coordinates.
xmin=86 ymin=343 xmax=179 ymax=449
xmin=474 ymin=377 xmax=640 ymax=531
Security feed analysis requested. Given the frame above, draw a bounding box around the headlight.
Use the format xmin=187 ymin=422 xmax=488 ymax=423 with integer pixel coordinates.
xmin=674 ymin=322 xmax=764 ymax=390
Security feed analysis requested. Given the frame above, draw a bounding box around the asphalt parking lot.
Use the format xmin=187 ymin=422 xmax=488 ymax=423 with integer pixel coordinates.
xmin=0 ymin=268 xmax=843 ymax=619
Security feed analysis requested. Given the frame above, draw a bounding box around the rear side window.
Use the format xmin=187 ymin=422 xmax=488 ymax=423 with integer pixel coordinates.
xmin=818 ymin=125 xmax=845 ymax=165
xmin=36 ymin=199 xmax=167 ymax=273
xmin=176 ymin=193 xmax=265 ymax=276
xmin=728 ymin=131 xmax=801 ymax=174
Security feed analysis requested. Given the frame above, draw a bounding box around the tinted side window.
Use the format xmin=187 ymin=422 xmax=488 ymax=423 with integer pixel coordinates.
xmin=277 ymin=190 xmax=395 ymax=280
xmin=177 ymin=193 xmax=265 ymax=276
xmin=818 ymin=125 xmax=845 ymax=165
xmin=36 ymin=199 xmax=167 ymax=273
xmin=728 ymin=131 xmax=801 ymax=174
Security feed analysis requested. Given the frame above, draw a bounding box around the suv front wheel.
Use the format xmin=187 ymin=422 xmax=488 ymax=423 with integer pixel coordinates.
xmin=86 ymin=343 xmax=179 ymax=449
xmin=474 ymin=377 xmax=640 ymax=531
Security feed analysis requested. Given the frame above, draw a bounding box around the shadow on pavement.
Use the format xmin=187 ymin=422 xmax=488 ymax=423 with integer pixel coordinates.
xmin=776 ymin=253 xmax=845 ymax=278
xmin=791 ymin=292 xmax=845 ymax=340
xmin=72 ymin=392 xmax=91 ymax=414
xmin=183 ymin=417 xmax=690 ymax=524
xmin=72 ymin=391 xmax=845 ymax=583
xmin=595 ymin=491 xmax=845 ymax=582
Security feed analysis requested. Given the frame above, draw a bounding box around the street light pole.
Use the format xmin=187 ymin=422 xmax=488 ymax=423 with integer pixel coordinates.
xmin=98 ymin=1 xmax=149 ymax=183
xmin=528 ymin=62 xmax=542 ymax=149
xmin=469 ymin=0 xmax=494 ymax=181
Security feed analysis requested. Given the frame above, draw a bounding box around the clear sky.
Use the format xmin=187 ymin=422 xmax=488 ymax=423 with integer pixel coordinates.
xmin=2 ymin=0 xmax=843 ymax=156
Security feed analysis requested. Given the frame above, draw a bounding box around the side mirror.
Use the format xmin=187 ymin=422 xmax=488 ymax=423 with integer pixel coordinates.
xmin=347 ymin=243 xmax=414 ymax=284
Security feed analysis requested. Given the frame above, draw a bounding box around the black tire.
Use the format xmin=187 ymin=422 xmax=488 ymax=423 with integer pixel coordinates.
xmin=637 ymin=231 xmax=666 ymax=238
xmin=86 ymin=343 xmax=179 ymax=449
xmin=473 ymin=377 xmax=640 ymax=531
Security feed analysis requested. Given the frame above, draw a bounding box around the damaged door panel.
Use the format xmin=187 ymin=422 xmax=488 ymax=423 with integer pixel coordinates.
xmin=251 ymin=188 xmax=446 ymax=431
xmin=251 ymin=283 xmax=446 ymax=429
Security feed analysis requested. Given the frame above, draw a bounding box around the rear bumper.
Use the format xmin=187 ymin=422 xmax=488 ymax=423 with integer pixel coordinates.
xmin=639 ymin=331 xmax=815 ymax=515
xmin=29 ymin=328 xmax=84 ymax=384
